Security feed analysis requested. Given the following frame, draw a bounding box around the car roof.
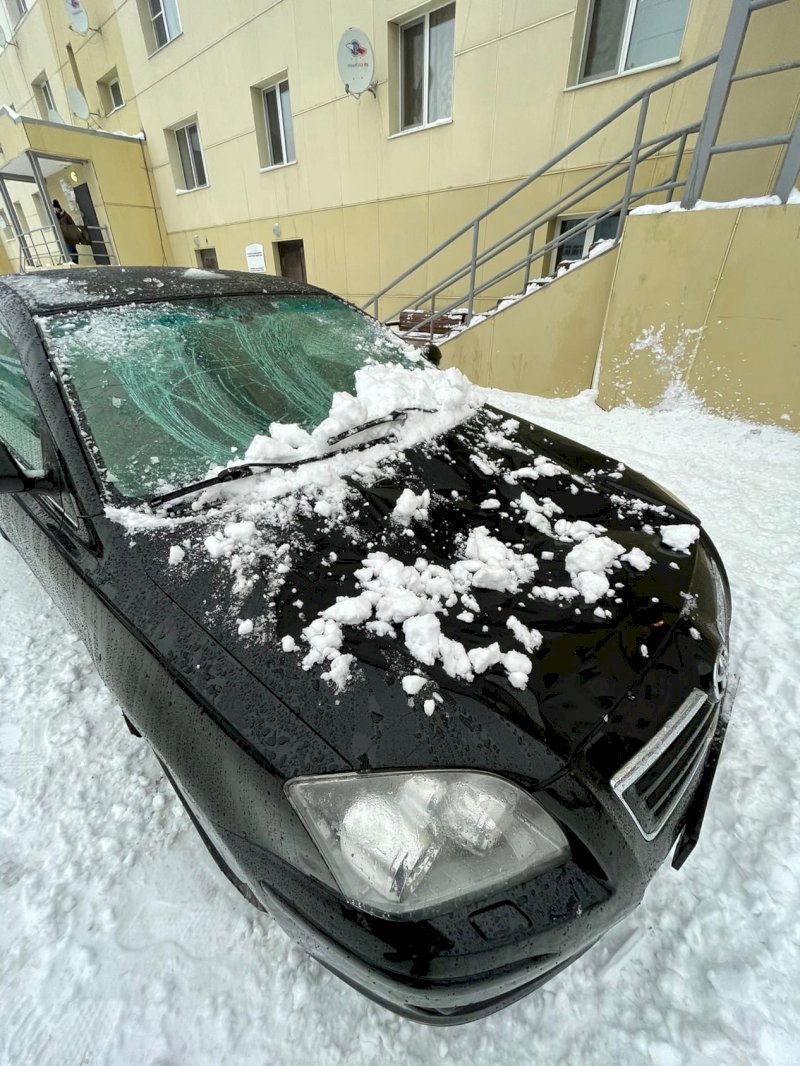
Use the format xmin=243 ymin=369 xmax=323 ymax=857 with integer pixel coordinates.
xmin=0 ymin=266 xmax=322 ymax=315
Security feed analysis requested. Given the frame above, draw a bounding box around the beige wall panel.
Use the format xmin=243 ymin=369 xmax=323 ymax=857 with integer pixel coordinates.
xmin=442 ymin=247 xmax=617 ymax=396
xmin=299 ymin=107 xmax=345 ymax=212
xmin=440 ymin=316 xmax=496 ymax=384
xmin=597 ymin=207 xmax=800 ymax=427
xmin=702 ymin=148 xmax=785 ymax=204
xmin=103 ymin=204 xmax=166 ymax=266
xmin=336 ymin=95 xmax=382 ymax=207
xmin=376 ymin=195 xmax=430 ymax=293
xmin=687 ymin=206 xmax=799 ymax=427
xmin=342 ymin=201 xmax=381 ymax=301
xmin=499 ymin=1 xmax=576 ymax=37
xmin=719 ymin=73 xmax=800 ymax=143
xmin=308 ymin=208 xmax=348 ymax=293
xmin=433 ymin=47 xmax=496 ymax=190
xmin=489 ymin=23 xmax=570 ymax=181
xmin=597 ymin=211 xmax=738 ymax=409
xmin=378 ymin=124 xmax=433 ymax=202
xmin=456 ymin=0 xmax=502 ymax=51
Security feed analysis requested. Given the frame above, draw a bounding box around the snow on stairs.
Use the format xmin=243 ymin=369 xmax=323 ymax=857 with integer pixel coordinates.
xmin=389 ymin=238 xmax=617 ymax=346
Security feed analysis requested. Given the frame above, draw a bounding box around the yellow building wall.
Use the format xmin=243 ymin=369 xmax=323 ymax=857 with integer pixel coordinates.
xmin=596 ymin=205 xmax=800 ymax=428
xmin=0 ymin=0 xmax=795 ymax=317
xmin=439 ymin=245 xmax=619 ymax=397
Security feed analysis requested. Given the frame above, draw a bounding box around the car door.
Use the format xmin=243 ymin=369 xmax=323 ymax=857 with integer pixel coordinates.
xmin=0 ymin=315 xmax=101 ymax=643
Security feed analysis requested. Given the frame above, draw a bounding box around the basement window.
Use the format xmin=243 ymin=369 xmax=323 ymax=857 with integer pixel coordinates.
xmin=552 ymin=214 xmax=620 ymax=271
xmin=398 ymin=3 xmax=456 ymax=132
xmin=577 ymin=0 xmax=690 ymax=84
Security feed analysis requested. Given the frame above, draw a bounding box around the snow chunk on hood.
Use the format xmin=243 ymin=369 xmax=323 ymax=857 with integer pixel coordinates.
xmin=660 ymin=524 xmax=700 ymax=552
xmin=392 ymin=488 xmax=431 ymax=526
xmin=565 ymin=535 xmax=625 ymax=604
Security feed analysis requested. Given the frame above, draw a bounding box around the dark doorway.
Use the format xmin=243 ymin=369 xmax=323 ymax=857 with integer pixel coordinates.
xmin=197 ymin=247 xmax=219 ymax=270
xmin=73 ymin=183 xmax=110 ymax=265
xmin=276 ymin=239 xmax=306 ymax=282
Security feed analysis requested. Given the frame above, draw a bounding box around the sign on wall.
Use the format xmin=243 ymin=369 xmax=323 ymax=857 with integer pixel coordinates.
xmin=245 ymin=243 xmax=266 ymax=273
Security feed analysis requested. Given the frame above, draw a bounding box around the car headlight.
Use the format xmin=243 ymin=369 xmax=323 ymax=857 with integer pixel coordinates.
xmin=285 ymin=770 xmax=570 ymax=917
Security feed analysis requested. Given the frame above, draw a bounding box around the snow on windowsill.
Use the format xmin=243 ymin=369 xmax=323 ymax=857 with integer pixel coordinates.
xmin=175 ymin=184 xmax=211 ymax=196
xmin=631 ymin=189 xmax=800 ymax=215
xmin=388 ymin=117 xmax=453 ymax=141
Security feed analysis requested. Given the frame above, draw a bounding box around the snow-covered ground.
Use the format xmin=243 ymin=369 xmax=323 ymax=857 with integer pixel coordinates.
xmin=1 ymin=387 xmax=798 ymax=1066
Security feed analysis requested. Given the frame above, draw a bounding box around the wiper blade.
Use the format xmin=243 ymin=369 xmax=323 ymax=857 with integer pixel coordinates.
xmin=326 ymin=407 xmax=436 ymax=446
xmin=148 ymin=432 xmax=401 ymax=508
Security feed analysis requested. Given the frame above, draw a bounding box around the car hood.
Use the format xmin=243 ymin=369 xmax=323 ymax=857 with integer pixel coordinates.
xmin=135 ymin=407 xmax=701 ymax=782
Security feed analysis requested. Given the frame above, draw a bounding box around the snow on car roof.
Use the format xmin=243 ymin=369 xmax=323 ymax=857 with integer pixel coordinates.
xmin=0 ymin=266 xmax=318 ymax=314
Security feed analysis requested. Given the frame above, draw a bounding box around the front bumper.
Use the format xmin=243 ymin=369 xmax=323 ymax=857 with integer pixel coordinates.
xmin=216 ymin=694 xmax=732 ymax=1025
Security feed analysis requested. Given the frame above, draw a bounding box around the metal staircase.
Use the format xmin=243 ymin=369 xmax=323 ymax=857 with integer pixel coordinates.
xmin=365 ymin=0 xmax=800 ymax=343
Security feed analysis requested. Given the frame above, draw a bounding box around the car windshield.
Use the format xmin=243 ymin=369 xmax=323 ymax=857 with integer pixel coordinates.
xmin=40 ymin=294 xmax=414 ymax=500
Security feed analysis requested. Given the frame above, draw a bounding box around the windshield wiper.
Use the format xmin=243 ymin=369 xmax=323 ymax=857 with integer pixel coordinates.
xmin=149 ymin=408 xmax=437 ymax=509
xmin=148 ymin=430 xmax=408 ymax=508
xmin=326 ymin=407 xmax=436 ymax=446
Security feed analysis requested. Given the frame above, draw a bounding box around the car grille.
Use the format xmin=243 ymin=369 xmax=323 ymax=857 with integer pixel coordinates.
xmin=611 ymin=689 xmax=719 ymax=840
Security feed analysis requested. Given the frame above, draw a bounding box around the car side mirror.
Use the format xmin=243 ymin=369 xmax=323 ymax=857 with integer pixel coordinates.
xmin=421 ymin=341 xmax=442 ymax=367
xmin=0 ymin=440 xmax=56 ymax=495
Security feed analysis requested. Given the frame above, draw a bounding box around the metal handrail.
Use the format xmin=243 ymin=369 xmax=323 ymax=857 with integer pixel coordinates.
xmin=369 ymin=0 xmax=799 ymax=338
xmin=17 ymin=222 xmax=120 ymax=270
xmin=365 ymin=52 xmax=719 ymax=313
xmin=400 ymin=180 xmax=681 ymax=340
xmin=387 ymin=124 xmax=698 ymax=326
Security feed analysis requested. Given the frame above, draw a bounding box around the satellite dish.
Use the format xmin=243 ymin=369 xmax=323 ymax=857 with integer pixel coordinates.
xmin=67 ymin=86 xmax=90 ymax=120
xmin=47 ymin=108 xmax=66 ymax=124
xmin=337 ymin=28 xmax=376 ymax=97
xmin=64 ymin=0 xmax=90 ymax=35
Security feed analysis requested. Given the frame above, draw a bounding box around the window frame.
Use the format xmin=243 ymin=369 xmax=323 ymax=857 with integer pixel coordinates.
xmin=5 ymin=0 xmax=27 ymax=28
xmin=260 ymin=79 xmax=296 ymax=169
xmin=398 ymin=2 xmax=456 ymax=133
xmin=551 ymin=213 xmax=621 ymax=271
xmin=140 ymin=0 xmax=182 ymax=56
xmin=32 ymin=75 xmax=56 ymax=120
xmin=172 ymin=120 xmax=209 ymax=192
xmin=576 ymin=0 xmax=687 ymax=86
xmin=107 ymin=77 xmax=124 ymax=112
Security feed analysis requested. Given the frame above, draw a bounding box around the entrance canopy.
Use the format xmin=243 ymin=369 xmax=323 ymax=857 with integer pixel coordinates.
xmin=0 ymin=107 xmax=163 ymax=273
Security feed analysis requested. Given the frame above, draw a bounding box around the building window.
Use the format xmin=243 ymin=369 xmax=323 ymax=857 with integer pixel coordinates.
xmin=399 ymin=2 xmax=455 ymax=131
xmin=33 ymin=76 xmax=57 ymax=120
xmin=261 ymin=80 xmax=295 ymax=167
xmin=98 ymin=70 xmax=125 ymax=114
xmin=579 ymin=0 xmax=690 ymax=83
xmin=4 ymin=0 xmax=27 ymax=27
xmin=138 ymin=0 xmax=181 ymax=55
xmin=108 ymin=78 xmax=124 ymax=110
xmin=172 ymin=121 xmax=208 ymax=191
xmin=553 ymin=214 xmax=620 ymax=270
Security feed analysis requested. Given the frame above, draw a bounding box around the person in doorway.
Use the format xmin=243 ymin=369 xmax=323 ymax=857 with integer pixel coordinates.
xmin=52 ymin=199 xmax=80 ymax=264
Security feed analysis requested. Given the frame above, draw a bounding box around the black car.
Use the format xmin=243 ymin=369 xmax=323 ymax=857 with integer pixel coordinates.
xmin=0 ymin=267 xmax=733 ymax=1024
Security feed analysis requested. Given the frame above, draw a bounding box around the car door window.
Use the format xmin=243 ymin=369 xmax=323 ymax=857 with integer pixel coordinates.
xmin=0 ymin=322 xmax=43 ymax=471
